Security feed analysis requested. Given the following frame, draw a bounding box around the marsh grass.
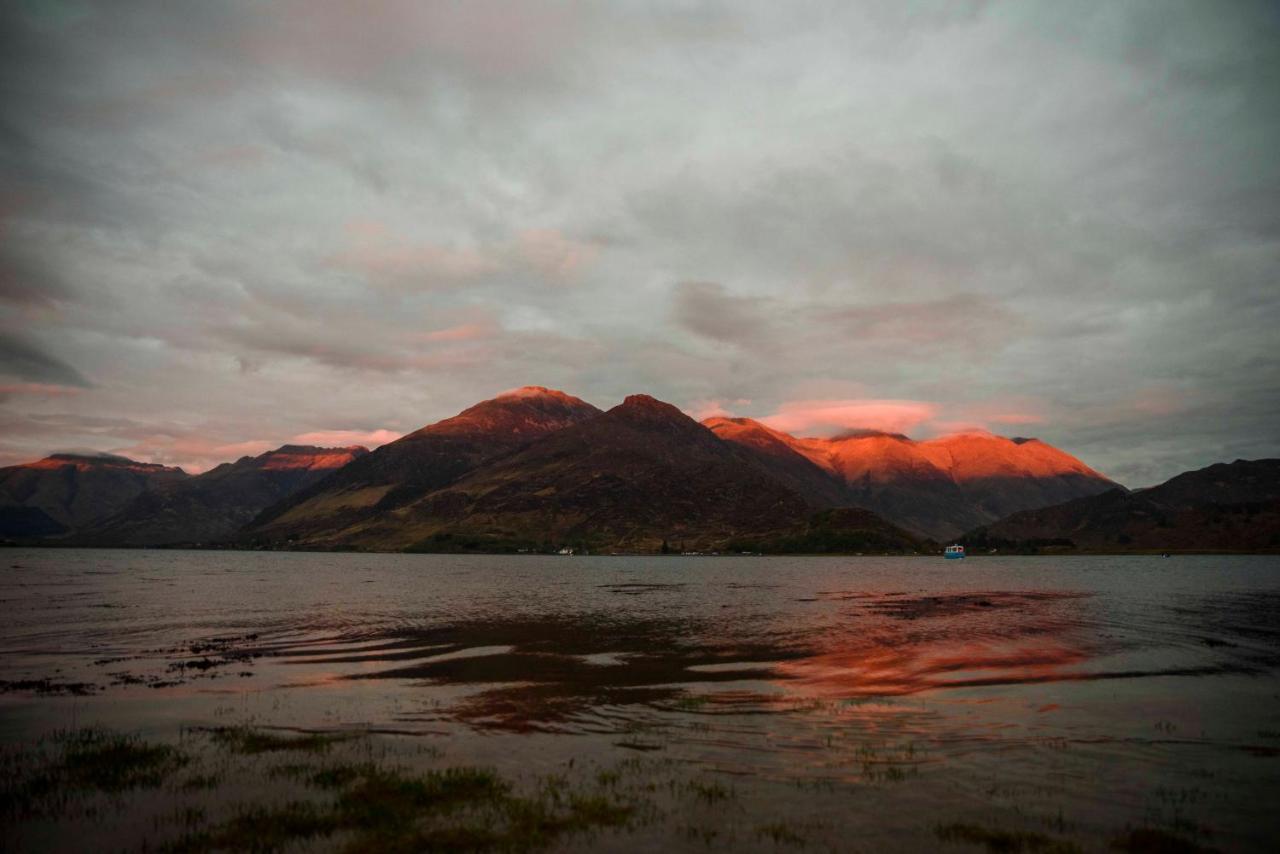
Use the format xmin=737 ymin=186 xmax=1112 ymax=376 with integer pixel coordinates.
xmin=142 ymin=730 xmax=643 ymax=853
xmin=1 ymin=727 xmax=190 ymax=817
xmin=167 ymin=764 xmax=637 ymax=853
xmin=755 ymin=820 xmax=808 ymax=846
xmin=205 ymin=726 xmax=348 ymax=755
xmin=1109 ymin=827 xmax=1218 ymax=853
xmin=935 ymin=821 xmax=1081 ymax=853
xmin=686 ymin=779 xmax=732 ymax=804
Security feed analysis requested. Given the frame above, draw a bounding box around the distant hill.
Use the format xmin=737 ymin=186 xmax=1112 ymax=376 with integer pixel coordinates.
xmin=0 ymin=453 xmax=188 ymax=538
xmin=76 ymin=445 xmax=368 ymax=546
xmin=966 ymin=459 xmax=1280 ymax=552
xmin=704 ymin=417 xmax=1116 ymax=539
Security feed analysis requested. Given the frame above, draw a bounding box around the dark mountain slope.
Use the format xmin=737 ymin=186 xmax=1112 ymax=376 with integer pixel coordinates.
xmin=0 ymin=453 xmax=188 ymax=538
xmin=78 ymin=445 xmax=368 ymax=546
xmin=967 ymin=458 xmax=1280 ymax=552
xmin=300 ymin=395 xmax=834 ymax=551
xmin=246 ymin=387 xmax=602 ymax=544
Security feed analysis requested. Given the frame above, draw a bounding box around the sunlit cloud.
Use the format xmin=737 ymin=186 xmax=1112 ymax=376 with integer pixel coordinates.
xmin=111 ymin=437 xmax=277 ymax=474
xmin=329 ymin=222 xmax=500 ymax=288
xmin=760 ymin=400 xmax=941 ymax=437
xmin=289 ymin=428 xmax=400 ymax=449
xmin=0 ymin=383 xmax=85 ymax=398
xmin=422 ymin=323 xmax=496 ymax=343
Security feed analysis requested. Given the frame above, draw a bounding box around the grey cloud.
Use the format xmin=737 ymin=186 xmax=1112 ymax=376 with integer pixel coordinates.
xmin=0 ymin=1 xmax=1276 ymax=483
xmin=671 ymin=282 xmax=773 ymax=347
xmin=0 ymin=334 xmax=92 ymax=387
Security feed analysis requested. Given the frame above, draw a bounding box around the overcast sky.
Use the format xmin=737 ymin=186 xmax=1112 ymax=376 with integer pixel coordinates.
xmin=1 ymin=1 xmax=1277 ymax=486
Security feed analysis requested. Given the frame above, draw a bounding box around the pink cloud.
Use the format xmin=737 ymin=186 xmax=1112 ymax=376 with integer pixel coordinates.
xmin=289 ymin=429 xmax=400 ymax=449
xmin=688 ymin=397 xmax=753 ymax=421
xmin=517 ymin=229 xmax=597 ymax=282
xmin=422 ymin=323 xmax=495 ymax=342
xmin=330 ymin=221 xmax=500 ymax=287
xmin=761 ymin=399 xmax=940 ymax=437
xmin=930 ymin=421 xmax=995 ymax=436
xmin=0 ymin=383 xmax=85 ymax=397
xmin=988 ymin=412 xmax=1045 ymax=425
xmin=330 ymin=222 xmax=596 ymax=290
xmin=112 ymin=437 xmax=277 ymax=474
xmin=935 ymin=398 xmax=1047 ymax=435
xmin=1129 ymin=386 xmax=1187 ymax=417
xmin=240 ymin=0 xmax=578 ymax=83
xmin=689 ymin=400 xmax=733 ymax=421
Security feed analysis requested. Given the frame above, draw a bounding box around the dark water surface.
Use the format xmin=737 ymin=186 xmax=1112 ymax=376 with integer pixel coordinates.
xmin=1 ymin=550 xmax=1278 ymax=851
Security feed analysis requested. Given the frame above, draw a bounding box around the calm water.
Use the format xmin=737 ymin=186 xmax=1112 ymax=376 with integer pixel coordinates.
xmin=1 ymin=550 xmax=1278 ymax=851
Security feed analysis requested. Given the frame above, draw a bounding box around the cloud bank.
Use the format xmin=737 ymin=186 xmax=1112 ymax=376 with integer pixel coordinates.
xmin=1 ymin=1 xmax=1277 ymax=484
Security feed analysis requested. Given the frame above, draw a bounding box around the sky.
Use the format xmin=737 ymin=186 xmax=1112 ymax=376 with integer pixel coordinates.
xmin=1 ymin=1 xmax=1278 ymax=486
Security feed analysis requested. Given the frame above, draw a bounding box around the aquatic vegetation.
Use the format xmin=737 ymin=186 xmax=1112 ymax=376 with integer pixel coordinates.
xmin=334 ymin=766 xmax=509 ymax=826
xmin=755 ymin=820 xmax=808 ymax=846
xmin=0 ymin=727 xmax=190 ymax=818
xmin=685 ymin=779 xmax=732 ymax=804
xmin=79 ymin=728 xmax=646 ymax=853
xmin=177 ymin=773 xmax=222 ymax=792
xmin=1109 ymin=827 xmax=1217 ymax=853
xmin=167 ymin=801 xmax=341 ymax=853
xmin=49 ymin=728 xmax=185 ymax=792
xmin=0 ymin=678 xmax=97 ymax=696
xmin=935 ymin=821 xmax=1080 ymax=853
xmin=206 ymin=727 xmax=348 ymax=755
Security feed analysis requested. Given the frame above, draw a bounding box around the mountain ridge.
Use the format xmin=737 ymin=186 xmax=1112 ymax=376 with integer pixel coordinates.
xmin=72 ymin=444 xmax=369 ymax=547
xmin=7 ymin=386 xmax=1257 ymax=554
xmin=966 ymin=458 xmax=1280 ymax=552
xmin=703 ymin=416 xmax=1116 ymax=538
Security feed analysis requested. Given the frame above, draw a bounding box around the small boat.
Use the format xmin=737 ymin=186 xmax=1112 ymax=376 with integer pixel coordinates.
xmin=944 ymin=544 xmax=966 ymax=560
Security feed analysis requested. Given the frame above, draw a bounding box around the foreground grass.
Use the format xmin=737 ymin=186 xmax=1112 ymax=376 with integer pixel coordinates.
xmin=2 ymin=726 xmax=642 ymax=853
xmin=161 ymin=761 xmax=637 ymax=853
xmin=205 ymin=725 xmax=349 ymax=756
xmin=936 ymin=821 xmax=1081 ymax=853
xmin=1 ymin=727 xmax=189 ymax=815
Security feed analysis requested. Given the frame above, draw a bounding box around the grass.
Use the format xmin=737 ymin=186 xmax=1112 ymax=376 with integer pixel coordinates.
xmin=153 ymin=734 xmax=639 ymax=853
xmin=1110 ymin=828 xmax=1218 ymax=853
xmin=756 ymin=820 xmax=808 ymax=846
xmin=686 ymin=779 xmax=732 ymax=804
xmin=334 ymin=766 xmax=509 ymax=827
xmin=936 ymin=821 xmax=1081 ymax=853
xmin=207 ymin=726 xmax=348 ymax=755
xmin=177 ymin=773 xmax=223 ymax=792
xmin=57 ymin=727 xmax=189 ymax=791
xmin=9 ymin=723 xmax=1191 ymax=853
xmin=1 ymin=727 xmax=190 ymax=816
xmin=164 ymin=768 xmax=637 ymax=852
xmin=166 ymin=801 xmax=340 ymax=853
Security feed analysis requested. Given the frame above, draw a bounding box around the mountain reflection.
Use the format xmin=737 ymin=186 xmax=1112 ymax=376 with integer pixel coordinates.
xmin=322 ymin=590 xmax=1099 ymax=731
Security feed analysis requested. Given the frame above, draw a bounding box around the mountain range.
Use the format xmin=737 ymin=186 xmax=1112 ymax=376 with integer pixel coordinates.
xmin=1 ymin=386 xmax=1273 ymax=552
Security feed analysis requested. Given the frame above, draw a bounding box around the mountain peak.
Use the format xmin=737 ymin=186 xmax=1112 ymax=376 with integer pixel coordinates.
xmin=20 ymin=453 xmax=186 ymax=475
xmin=415 ymin=388 xmax=601 ymax=439
xmin=616 ymin=394 xmax=691 ymax=420
xmin=621 ymin=393 xmax=672 ymax=409
xmin=496 ymin=385 xmax=580 ymax=402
